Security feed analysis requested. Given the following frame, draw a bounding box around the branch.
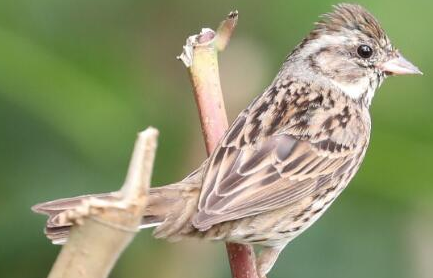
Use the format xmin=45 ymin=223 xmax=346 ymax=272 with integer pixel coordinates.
xmin=178 ymin=11 xmax=261 ymax=278
xmin=47 ymin=127 xmax=159 ymax=278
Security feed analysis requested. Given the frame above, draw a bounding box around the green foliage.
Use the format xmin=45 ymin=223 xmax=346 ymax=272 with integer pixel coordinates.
xmin=0 ymin=0 xmax=431 ymax=277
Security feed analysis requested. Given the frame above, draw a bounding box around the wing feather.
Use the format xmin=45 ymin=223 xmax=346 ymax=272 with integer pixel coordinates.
xmin=193 ymin=81 xmax=368 ymax=231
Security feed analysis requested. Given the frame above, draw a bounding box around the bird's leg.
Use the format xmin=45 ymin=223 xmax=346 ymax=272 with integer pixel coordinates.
xmin=256 ymin=244 xmax=286 ymax=278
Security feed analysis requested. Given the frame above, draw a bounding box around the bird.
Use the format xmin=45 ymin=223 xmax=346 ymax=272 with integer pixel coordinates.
xmin=32 ymin=3 xmax=422 ymax=277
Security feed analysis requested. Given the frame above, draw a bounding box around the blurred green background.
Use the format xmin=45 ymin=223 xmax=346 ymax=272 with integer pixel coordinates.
xmin=0 ymin=0 xmax=432 ymax=277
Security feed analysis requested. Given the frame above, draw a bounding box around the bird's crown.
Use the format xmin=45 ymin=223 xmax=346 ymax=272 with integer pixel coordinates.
xmin=311 ymin=3 xmax=391 ymax=49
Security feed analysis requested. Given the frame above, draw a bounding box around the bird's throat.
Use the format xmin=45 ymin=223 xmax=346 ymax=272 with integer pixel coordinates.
xmin=330 ymin=77 xmax=375 ymax=105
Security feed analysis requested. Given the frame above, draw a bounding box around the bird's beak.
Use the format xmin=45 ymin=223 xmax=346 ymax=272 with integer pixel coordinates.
xmin=378 ymin=53 xmax=423 ymax=75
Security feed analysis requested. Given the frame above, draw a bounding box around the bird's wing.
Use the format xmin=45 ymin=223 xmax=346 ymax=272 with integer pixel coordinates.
xmin=193 ymin=81 xmax=367 ymax=230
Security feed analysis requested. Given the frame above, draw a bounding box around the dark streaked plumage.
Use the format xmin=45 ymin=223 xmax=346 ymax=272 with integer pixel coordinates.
xmin=32 ymin=4 xmax=421 ymax=277
xmin=194 ymin=80 xmax=369 ymax=232
xmin=315 ymin=4 xmax=389 ymax=43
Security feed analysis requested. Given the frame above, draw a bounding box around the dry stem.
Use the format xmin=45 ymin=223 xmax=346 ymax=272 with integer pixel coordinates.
xmin=47 ymin=127 xmax=159 ymax=278
xmin=179 ymin=11 xmax=260 ymax=278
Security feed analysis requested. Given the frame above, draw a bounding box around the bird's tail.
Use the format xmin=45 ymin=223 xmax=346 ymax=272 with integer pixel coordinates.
xmin=32 ymin=181 xmax=201 ymax=244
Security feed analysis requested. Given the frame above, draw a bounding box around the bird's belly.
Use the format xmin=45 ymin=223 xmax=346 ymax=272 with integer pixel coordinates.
xmin=202 ymin=178 xmax=348 ymax=246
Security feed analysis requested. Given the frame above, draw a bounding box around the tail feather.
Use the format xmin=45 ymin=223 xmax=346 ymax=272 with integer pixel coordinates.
xmin=32 ymin=190 xmax=169 ymax=244
xmin=32 ymin=192 xmax=124 ymax=244
xmin=32 ymin=183 xmax=200 ymax=244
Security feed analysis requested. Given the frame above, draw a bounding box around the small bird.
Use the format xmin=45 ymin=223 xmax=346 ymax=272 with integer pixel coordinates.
xmin=33 ymin=4 xmax=422 ymax=277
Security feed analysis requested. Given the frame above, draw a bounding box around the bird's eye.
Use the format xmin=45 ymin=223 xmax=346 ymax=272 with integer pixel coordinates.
xmin=357 ymin=45 xmax=373 ymax=59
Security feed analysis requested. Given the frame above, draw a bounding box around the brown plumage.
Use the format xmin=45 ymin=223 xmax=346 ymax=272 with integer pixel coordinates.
xmin=32 ymin=4 xmax=421 ymax=277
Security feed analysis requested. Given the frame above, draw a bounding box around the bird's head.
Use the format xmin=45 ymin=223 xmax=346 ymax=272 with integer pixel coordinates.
xmin=287 ymin=3 xmax=422 ymax=106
